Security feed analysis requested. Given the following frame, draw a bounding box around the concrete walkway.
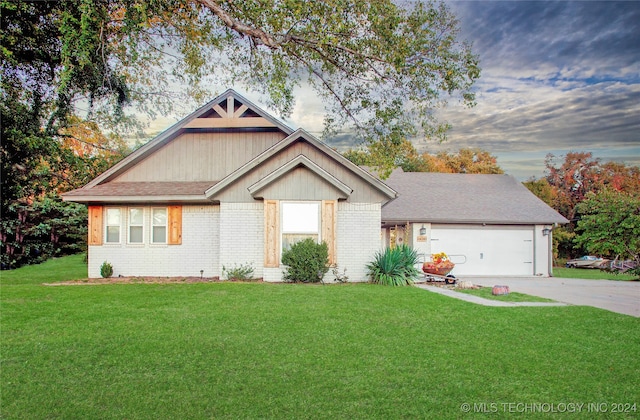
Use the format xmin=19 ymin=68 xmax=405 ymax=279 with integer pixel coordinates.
xmin=415 ymin=284 xmax=568 ymax=308
xmin=418 ymin=277 xmax=639 ymax=317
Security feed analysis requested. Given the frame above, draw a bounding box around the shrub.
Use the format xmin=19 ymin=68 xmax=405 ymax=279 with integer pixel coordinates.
xmin=222 ymin=263 xmax=255 ymax=281
xmin=281 ymin=238 xmax=329 ymax=283
xmin=332 ymin=266 xmax=349 ymax=283
xmin=100 ymin=261 xmax=113 ymax=278
xmin=367 ymin=245 xmax=420 ymax=286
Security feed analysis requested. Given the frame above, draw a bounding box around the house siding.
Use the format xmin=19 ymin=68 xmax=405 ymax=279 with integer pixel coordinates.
xmin=85 ymin=201 xmax=383 ymax=281
xmin=214 ymin=140 xmax=390 ymax=204
xmin=262 ymin=202 xmax=381 ymax=282
xmin=336 ymin=202 xmax=381 ymax=282
xmin=256 ymin=166 xmax=348 ymax=200
xmin=113 ymin=131 xmax=286 ymax=182
xmin=218 ymin=202 xmax=264 ymax=279
xmin=88 ymin=205 xmax=219 ymax=278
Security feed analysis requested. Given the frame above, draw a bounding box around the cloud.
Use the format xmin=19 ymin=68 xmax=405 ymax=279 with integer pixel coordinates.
xmin=136 ymin=1 xmax=639 ymax=182
xmin=434 ymin=82 xmax=640 ymax=149
xmin=451 ymin=1 xmax=640 ymax=80
xmin=427 ymin=1 xmax=640 ymax=178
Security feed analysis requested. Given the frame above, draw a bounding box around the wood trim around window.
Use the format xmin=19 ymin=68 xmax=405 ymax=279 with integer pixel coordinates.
xmin=88 ymin=206 xmax=103 ymax=245
xmin=264 ymin=200 xmax=280 ymax=267
xmin=167 ymin=205 xmax=182 ymax=245
xmin=321 ymin=200 xmax=337 ymax=265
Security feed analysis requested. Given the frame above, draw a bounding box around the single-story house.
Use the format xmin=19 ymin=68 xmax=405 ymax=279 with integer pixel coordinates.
xmin=63 ymin=89 xmax=396 ymax=281
xmin=63 ymin=89 xmax=567 ymax=280
xmin=380 ymin=170 xmax=568 ymax=277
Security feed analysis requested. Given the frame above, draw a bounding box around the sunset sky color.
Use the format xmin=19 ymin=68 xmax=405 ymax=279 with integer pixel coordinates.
xmin=144 ymin=1 xmax=640 ymax=180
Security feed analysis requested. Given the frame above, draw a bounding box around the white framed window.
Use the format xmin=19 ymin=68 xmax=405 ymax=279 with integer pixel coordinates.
xmin=128 ymin=208 xmax=144 ymax=243
xmin=281 ymin=202 xmax=320 ymax=251
xmin=152 ymin=208 xmax=167 ymax=244
xmin=105 ymin=208 xmax=121 ymax=243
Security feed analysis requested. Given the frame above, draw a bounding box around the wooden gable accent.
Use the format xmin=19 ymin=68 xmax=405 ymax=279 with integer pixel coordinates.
xmin=206 ymin=129 xmax=397 ymax=204
xmin=167 ymin=205 xmax=182 ymax=245
xmin=69 ymin=89 xmax=293 ymax=192
xmin=264 ymin=200 xmax=280 ymax=267
xmin=248 ymin=155 xmax=352 ymax=201
xmin=184 ymin=95 xmax=277 ymax=129
xmin=321 ymin=200 xmax=337 ymax=265
xmin=88 ymin=206 xmax=103 ymax=245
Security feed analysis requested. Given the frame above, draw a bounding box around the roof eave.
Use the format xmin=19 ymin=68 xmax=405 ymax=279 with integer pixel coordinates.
xmin=62 ymin=194 xmax=210 ymax=204
xmin=381 ymin=218 xmax=568 ymax=225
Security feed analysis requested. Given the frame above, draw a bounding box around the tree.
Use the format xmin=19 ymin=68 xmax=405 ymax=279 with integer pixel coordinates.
xmin=529 ymin=153 xmax=640 ymax=260
xmin=0 ymin=198 xmax=88 ymax=269
xmin=599 ymin=161 xmax=640 ymax=193
xmin=1 ymin=58 xmax=129 ymax=269
xmin=544 ymin=152 xmax=640 ymax=222
xmin=575 ymin=190 xmax=640 ymax=278
xmin=544 ymin=152 xmax=602 ymax=222
xmin=343 ymin=139 xmax=425 ymax=178
xmin=523 ymin=177 xmax=556 ymax=207
xmin=1 ymin=0 xmax=479 ymax=141
xmin=343 ymin=144 xmax=503 ymax=177
xmin=2 ymin=0 xmax=480 ymax=267
xmin=0 ymin=91 xmax=128 ymax=268
xmin=427 ymin=148 xmax=503 ymax=174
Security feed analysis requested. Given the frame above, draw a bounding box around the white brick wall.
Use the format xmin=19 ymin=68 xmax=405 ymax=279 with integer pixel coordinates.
xmin=263 ymin=202 xmax=381 ymax=283
xmin=88 ymin=205 xmax=219 ymax=278
xmin=87 ymin=201 xmax=382 ymax=282
xmin=336 ymin=202 xmax=381 ymax=282
xmin=263 ymin=267 xmax=286 ymax=282
xmin=218 ymin=202 xmax=264 ymax=279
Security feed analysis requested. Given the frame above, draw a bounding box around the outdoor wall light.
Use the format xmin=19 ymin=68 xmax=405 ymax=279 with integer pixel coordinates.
xmin=542 ymin=228 xmax=552 ymax=236
xmin=419 ymin=225 xmax=427 ymax=235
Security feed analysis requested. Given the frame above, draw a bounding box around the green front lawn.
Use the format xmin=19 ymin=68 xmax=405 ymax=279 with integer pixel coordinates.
xmin=553 ymin=266 xmax=637 ymax=281
xmin=2 ymin=256 xmax=639 ymax=418
xmin=0 ymin=253 xmax=87 ymax=285
xmin=456 ymin=287 xmax=555 ymax=302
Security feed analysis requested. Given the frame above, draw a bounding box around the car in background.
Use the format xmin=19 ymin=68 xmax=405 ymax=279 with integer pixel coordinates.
xmin=565 ymin=256 xmax=609 ymax=269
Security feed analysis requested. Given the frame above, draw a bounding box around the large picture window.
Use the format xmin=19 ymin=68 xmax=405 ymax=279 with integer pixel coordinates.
xmin=128 ymin=208 xmax=144 ymax=243
xmin=152 ymin=208 xmax=167 ymax=243
xmin=105 ymin=208 xmax=121 ymax=243
xmin=281 ymin=202 xmax=319 ymax=250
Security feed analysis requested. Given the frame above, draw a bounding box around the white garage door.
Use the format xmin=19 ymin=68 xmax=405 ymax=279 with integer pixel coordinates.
xmin=431 ymin=225 xmax=534 ymax=276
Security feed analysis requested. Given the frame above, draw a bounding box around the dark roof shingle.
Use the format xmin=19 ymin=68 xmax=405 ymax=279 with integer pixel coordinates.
xmin=63 ymin=181 xmax=215 ymax=198
xmin=382 ymin=171 xmax=568 ymax=225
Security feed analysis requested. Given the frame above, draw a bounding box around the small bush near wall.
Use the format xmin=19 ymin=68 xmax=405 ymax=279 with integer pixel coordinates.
xmin=281 ymin=239 xmax=329 ymax=283
xmin=100 ymin=261 xmax=113 ymax=278
xmin=222 ymin=263 xmax=255 ymax=281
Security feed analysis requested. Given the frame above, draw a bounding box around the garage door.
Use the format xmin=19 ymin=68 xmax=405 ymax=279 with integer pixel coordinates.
xmin=431 ymin=225 xmax=534 ymax=276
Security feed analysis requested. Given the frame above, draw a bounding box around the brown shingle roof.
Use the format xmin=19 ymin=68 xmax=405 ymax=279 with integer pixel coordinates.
xmin=382 ymin=171 xmax=568 ymax=225
xmin=63 ymin=182 xmax=215 ymax=199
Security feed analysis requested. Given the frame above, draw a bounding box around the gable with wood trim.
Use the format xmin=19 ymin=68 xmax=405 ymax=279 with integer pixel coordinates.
xmin=63 ymin=90 xmax=396 ymax=281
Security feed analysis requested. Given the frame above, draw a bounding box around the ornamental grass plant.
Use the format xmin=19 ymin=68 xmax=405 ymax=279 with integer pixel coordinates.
xmin=367 ymin=244 xmax=421 ymax=286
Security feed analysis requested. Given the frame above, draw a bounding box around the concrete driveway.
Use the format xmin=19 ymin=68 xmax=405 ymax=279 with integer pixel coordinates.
xmin=470 ymin=277 xmax=640 ymax=317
